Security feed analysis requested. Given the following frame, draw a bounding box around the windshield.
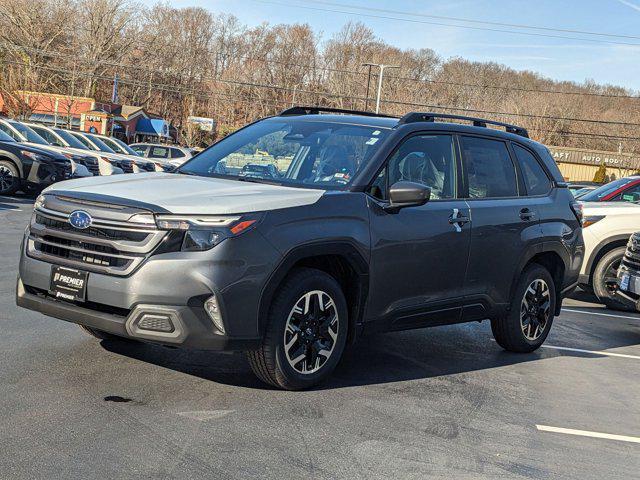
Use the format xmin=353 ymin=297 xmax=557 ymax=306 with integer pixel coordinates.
xmin=54 ymin=129 xmax=89 ymax=150
xmin=0 ymin=129 xmax=16 ymax=143
xmin=179 ymin=118 xmax=391 ymax=188
xmin=6 ymin=120 xmax=48 ymax=145
xmin=83 ymin=133 xmax=116 ymax=153
xmin=70 ymin=132 xmax=97 ymax=150
xmin=105 ymin=136 xmax=139 ymax=156
xmin=579 ymin=178 xmax=633 ymax=201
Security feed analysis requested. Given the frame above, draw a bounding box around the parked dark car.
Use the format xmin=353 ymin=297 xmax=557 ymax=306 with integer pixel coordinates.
xmin=579 ymin=176 xmax=640 ymax=202
xmin=0 ymin=129 xmax=71 ymax=195
xmin=16 ymin=107 xmax=584 ymax=389
xmin=239 ymin=163 xmax=281 ymax=179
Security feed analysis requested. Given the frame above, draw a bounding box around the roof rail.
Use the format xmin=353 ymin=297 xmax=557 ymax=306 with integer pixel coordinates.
xmin=398 ymin=112 xmax=529 ymax=138
xmin=279 ymin=106 xmax=395 ymax=118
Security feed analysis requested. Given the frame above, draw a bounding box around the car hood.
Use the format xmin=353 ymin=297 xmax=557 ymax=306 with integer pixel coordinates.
xmin=45 ymin=172 xmax=326 ymax=214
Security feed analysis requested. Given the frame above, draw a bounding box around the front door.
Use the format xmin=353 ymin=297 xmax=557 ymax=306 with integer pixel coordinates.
xmin=366 ymin=133 xmax=472 ymax=331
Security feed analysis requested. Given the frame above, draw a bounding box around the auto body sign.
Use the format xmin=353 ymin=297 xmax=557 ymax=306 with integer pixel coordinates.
xmin=548 ymin=146 xmax=640 ymax=169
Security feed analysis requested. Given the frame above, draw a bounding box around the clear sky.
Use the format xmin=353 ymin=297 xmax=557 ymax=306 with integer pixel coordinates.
xmin=144 ymin=0 xmax=640 ymax=90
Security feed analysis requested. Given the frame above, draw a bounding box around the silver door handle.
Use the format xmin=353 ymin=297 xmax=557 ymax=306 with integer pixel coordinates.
xmin=449 ymin=208 xmax=470 ymax=233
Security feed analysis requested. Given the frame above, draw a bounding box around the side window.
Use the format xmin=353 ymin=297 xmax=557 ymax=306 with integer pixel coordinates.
xmin=33 ymin=127 xmax=57 ymax=145
xmin=149 ymin=146 xmax=169 ymax=158
xmin=462 ymin=136 xmax=518 ymax=199
xmin=170 ymin=148 xmax=185 ymax=159
xmin=513 ymin=144 xmax=551 ymax=196
xmin=132 ymin=145 xmax=148 ymax=156
xmin=0 ymin=123 xmax=20 ymax=141
xmin=614 ymin=184 xmax=640 ymax=202
xmin=370 ymin=134 xmax=456 ymax=201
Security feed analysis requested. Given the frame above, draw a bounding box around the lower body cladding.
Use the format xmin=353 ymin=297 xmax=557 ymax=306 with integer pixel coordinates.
xmin=16 ymin=237 xmax=280 ymax=350
xmin=614 ymin=264 xmax=640 ymax=311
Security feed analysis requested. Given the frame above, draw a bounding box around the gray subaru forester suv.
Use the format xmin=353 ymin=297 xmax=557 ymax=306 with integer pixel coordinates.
xmin=16 ymin=107 xmax=584 ymax=390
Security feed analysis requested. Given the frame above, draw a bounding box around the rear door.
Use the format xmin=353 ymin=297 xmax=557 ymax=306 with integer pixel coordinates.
xmin=460 ymin=136 xmax=544 ymax=319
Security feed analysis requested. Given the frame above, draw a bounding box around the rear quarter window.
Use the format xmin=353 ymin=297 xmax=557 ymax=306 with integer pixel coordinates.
xmin=513 ymin=144 xmax=551 ymax=196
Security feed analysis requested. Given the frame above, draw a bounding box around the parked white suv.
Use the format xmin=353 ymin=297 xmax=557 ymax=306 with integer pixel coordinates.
xmin=579 ymin=201 xmax=640 ymax=310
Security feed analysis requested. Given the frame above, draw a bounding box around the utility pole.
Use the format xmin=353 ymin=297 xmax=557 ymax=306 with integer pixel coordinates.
xmin=362 ymin=63 xmax=399 ymax=113
xmin=363 ymin=64 xmax=373 ymax=111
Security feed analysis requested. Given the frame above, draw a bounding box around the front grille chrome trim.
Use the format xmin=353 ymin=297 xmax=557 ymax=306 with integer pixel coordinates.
xmin=27 ymin=200 xmax=168 ymax=276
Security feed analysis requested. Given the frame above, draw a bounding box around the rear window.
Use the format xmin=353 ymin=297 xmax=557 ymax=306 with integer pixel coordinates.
xmin=149 ymin=146 xmax=169 ymax=158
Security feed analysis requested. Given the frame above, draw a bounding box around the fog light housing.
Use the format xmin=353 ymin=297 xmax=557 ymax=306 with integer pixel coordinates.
xmin=204 ymin=295 xmax=225 ymax=333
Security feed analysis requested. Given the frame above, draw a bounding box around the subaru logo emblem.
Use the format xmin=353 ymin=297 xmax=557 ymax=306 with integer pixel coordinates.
xmin=69 ymin=210 xmax=92 ymax=230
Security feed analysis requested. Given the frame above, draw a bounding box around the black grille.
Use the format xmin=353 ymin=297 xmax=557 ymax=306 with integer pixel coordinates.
xmin=34 ymin=240 xmax=129 ymax=268
xmin=119 ymin=160 xmax=134 ymax=173
xmin=35 ymin=214 xmax=150 ymax=242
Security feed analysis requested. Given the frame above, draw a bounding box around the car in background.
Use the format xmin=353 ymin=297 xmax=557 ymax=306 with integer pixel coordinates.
xmin=615 ymin=232 xmax=640 ymax=310
xmin=238 ymin=163 xmax=280 ymax=179
xmin=0 ymin=118 xmax=92 ymax=178
xmin=69 ymin=131 xmax=160 ymax=173
xmin=578 ymin=201 xmax=640 ymax=310
xmin=93 ymin=134 xmax=174 ymax=172
xmin=0 ymin=128 xmax=71 ymax=195
xmin=130 ymin=143 xmax=194 ymax=167
xmin=568 ymin=181 xmax=600 ymax=198
xmin=579 ymin=176 xmax=640 ymax=203
xmin=25 ymin=123 xmax=122 ymax=176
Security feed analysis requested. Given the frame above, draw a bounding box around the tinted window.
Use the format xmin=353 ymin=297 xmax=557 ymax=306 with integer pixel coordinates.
xmin=0 ymin=123 xmax=21 ymax=141
xmin=612 ymin=183 xmax=640 ymax=202
xmin=0 ymin=129 xmax=16 ymax=142
xmin=6 ymin=120 xmax=48 ymax=145
xmin=54 ymin=129 xmax=89 ymax=150
xmin=371 ymin=134 xmax=456 ymax=200
xmin=462 ymin=137 xmax=517 ymax=198
xmin=513 ymin=144 xmax=551 ymax=196
xmin=170 ymin=148 xmax=185 ymax=159
xmin=31 ymin=126 xmax=59 ymax=146
xmin=70 ymin=132 xmax=96 ymax=150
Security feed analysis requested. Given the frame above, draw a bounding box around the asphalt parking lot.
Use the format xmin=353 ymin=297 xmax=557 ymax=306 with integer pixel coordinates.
xmin=1 ymin=195 xmax=639 ymax=480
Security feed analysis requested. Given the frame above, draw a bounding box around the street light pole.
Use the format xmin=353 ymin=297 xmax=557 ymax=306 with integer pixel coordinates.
xmin=362 ymin=63 xmax=400 ymax=113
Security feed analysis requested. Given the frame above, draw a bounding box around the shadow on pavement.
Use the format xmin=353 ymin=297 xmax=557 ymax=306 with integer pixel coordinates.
xmin=100 ymin=315 xmax=640 ymax=391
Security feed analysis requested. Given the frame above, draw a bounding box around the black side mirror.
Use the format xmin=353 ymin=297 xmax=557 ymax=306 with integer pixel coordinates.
xmin=384 ymin=181 xmax=431 ymax=213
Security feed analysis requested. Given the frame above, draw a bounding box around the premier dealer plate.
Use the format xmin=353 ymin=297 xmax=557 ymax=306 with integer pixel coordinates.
xmin=49 ymin=266 xmax=88 ymax=302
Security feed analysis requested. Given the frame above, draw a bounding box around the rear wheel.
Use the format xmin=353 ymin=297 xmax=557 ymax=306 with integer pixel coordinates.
xmin=247 ymin=268 xmax=348 ymax=390
xmin=492 ymin=264 xmax=555 ymax=353
xmin=592 ymin=247 xmax=634 ymax=311
xmin=0 ymin=160 xmax=20 ymax=195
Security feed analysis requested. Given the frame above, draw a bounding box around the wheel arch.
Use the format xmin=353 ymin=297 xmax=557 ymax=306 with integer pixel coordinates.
xmin=258 ymin=242 xmax=369 ymax=344
xmin=0 ymin=154 xmax=24 ymax=178
xmin=584 ymin=235 xmax=630 ymax=285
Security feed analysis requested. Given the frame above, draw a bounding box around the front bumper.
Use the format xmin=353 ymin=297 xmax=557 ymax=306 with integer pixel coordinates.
xmin=614 ymin=264 xmax=640 ymax=311
xmin=16 ymin=229 xmax=279 ymax=350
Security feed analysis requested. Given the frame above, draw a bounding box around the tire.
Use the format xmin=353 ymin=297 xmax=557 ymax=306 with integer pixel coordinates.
xmin=592 ymin=247 xmax=634 ymax=311
xmin=0 ymin=160 xmax=20 ymax=195
xmin=491 ymin=264 xmax=556 ymax=353
xmin=78 ymin=325 xmax=135 ymax=342
xmin=247 ymin=268 xmax=349 ymax=390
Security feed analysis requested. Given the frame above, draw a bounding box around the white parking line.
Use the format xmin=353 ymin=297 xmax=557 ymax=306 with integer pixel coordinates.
xmin=562 ymin=308 xmax=640 ymax=321
xmin=536 ymin=425 xmax=640 ymax=444
xmin=542 ymin=345 xmax=640 ymax=360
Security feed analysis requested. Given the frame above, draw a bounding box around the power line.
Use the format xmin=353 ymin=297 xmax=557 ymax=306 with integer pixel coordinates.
xmin=255 ymin=0 xmax=640 ymax=47
xmin=8 ymin=58 xmax=640 ymax=146
xmin=294 ymin=0 xmax=640 ymax=42
xmin=3 ymin=39 xmax=639 ymax=101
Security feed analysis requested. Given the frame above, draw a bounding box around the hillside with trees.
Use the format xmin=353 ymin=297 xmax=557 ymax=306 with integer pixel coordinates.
xmin=0 ymin=0 xmax=638 ymax=151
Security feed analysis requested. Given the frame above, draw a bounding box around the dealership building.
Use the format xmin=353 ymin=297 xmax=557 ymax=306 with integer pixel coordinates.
xmin=547 ymin=146 xmax=640 ymax=182
xmin=0 ymin=91 xmax=174 ymax=143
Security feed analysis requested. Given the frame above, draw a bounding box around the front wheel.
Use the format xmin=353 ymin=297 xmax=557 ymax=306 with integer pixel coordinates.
xmin=492 ymin=264 xmax=556 ymax=353
xmin=247 ymin=268 xmax=348 ymax=390
xmin=0 ymin=160 xmax=20 ymax=195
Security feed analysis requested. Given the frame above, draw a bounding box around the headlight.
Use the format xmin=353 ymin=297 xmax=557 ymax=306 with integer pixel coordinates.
xmin=21 ymin=150 xmax=50 ymax=162
xmin=582 ymin=215 xmax=605 ymax=228
xmin=154 ymin=214 xmax=262 ymax=252
xmin=34 ymin=194 xmax=46 ymax=210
